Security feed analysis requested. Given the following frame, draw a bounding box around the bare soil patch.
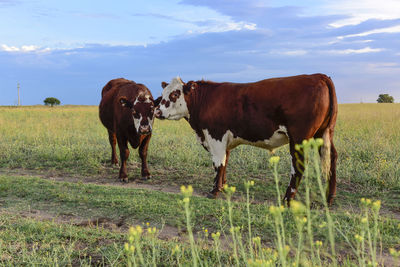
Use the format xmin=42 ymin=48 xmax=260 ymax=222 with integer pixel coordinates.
xmin=0 ymin=168 xmax=255 ymax=202
xmin=0 ymin=168 xmax=197 ymax=196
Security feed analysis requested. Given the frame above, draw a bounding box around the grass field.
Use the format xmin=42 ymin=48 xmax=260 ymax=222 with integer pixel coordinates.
xmin=0 ymin=104 xmax=399 ymax=265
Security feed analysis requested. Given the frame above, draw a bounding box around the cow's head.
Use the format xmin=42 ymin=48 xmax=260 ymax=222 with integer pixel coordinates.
xmin=119 ymin=93 xmax=159 ymax=135
xmin=155 ymin=77 xmax=194 ymax=120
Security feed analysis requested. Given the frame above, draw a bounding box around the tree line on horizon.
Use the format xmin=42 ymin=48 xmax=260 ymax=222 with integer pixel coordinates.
xmin=42 ymin=93 xmax=396 ymax=106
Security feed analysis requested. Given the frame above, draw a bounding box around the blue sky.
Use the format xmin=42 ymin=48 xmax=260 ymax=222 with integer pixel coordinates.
xmin=1 ymin=0 xmax=400 ymax=105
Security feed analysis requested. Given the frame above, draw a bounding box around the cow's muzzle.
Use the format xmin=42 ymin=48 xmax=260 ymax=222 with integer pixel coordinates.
xmin=155 ymin=108 xmax=164 ymax=119
xmin=139 ymin=125 xmax=151 ymax=135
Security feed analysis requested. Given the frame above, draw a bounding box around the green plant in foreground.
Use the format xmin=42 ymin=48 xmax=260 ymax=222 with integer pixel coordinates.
xmin=223 ymin=184 xmax=241 ymax=266
xmin=389 ymin=248 xmax=400 ymax=266
xmin=301 ymin=138 xmax=337 ymax=266
xmin=290 ymin=200 xmax=308 ymax=267
xmin=180 ymin=185 xmax=198 ymax=267
xmin=269 ymin=155 xmax=289 ymax=265
xmin=244 ymin=180 xmax=255 ymax=261
xmin=125 ymin=225 xmax=144 ymax=267
xmin=269 ymin=204 xmax=288 ymax=266
xmin=211 ymin=231 xmax=222 ymax=267
xmin=120 ymin=138 xmax=397 ymax=266
xmin=171 ymin=244 xmax=182 ymax=267
xmin=354 ymin=197 xmax=382 ymax=267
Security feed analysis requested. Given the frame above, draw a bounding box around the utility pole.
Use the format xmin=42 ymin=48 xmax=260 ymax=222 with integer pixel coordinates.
xmin=17 ymin=82 xmax=20 ymax=106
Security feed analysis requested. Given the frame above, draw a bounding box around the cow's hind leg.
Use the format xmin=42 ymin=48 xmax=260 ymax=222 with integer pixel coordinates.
xmin=138 ymin=134 xmax=151 ymax=180
xmin=283 ymin=142 xmax=305 ymax=205
xmin=108 ymin=130 xmax=118 ymax=165
xmin=319 ymin=129 xmax=337 ymax=206
xmin=327 ymin=140 xmax=337 ymax=205
xmin=222 ymin=150 xmax=230 ymax=185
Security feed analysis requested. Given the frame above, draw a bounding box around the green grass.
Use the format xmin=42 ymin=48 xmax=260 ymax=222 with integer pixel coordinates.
xmin=0 ymin=105 xmax=399 ymax=210
xmin=0 ymin=104 xmax=400 ymax=265
xmin=0 ymin=173 xmax=399 ymax=265
xmin=0 ymin=213 xmax=126 ymax=265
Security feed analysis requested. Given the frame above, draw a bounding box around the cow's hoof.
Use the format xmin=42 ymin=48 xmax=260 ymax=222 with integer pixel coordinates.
xmin=141 ymin=175 xmax=151 ymax=180
xmin=283 ymin=196 xmax=291 ymax=207
xmin=327 ymin=195 xmax=335 ymax=207
xmin=206 ymin=190 xmax=221 ymax=199
xmin=120 ymin=177 xmax=129 ymax=183
xmin=206 ymin=192 xmax=217 ymax=199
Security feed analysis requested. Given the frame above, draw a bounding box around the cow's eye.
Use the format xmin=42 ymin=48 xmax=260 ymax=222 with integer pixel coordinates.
xmin=173 ymin=92 xmax=179 ymax=97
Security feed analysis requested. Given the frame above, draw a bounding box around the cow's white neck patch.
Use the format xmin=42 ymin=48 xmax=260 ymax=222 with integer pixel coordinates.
xmin=133 ymin=114 xmax=142 ymax=133
xmin=148 ymin=116 xmax=154 ymax=130
xmin=202 ymin=129 xmax=229 ymax=168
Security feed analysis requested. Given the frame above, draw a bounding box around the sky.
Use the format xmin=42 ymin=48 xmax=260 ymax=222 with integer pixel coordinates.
xmin=0 ymin=0 xmax=400 ymax=105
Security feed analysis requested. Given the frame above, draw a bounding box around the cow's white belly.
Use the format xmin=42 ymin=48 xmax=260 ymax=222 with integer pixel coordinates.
xmin=227 ymin=125 xmax=289 ymax=151
xmin=198 ymin=126 xmax=289 ymax=167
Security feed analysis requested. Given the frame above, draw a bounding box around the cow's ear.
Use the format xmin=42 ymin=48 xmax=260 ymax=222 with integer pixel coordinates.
xmin=183 ymin=81 xmax=197 ymax=95
xmin=153 ymin=96 xmax=162 ymax=106
xmin=161 ymin=82 xmax=169 ymax=89
xmin=119 ymin=97 xmax=133 ymax=108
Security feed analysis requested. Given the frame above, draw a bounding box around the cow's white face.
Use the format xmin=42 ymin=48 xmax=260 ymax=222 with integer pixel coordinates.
xmin=155 ymin=77 xmax=189 ymax=120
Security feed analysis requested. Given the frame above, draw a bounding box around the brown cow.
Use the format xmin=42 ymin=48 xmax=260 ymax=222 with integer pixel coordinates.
xmin=99 ymin=78 xmax=160 ymax=182
xmin=155 ymin=74 xmax=338 ymax=205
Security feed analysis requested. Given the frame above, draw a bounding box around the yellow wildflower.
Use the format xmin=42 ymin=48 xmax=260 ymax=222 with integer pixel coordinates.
xmin=269 ymin=156 xmax=280 ymax=164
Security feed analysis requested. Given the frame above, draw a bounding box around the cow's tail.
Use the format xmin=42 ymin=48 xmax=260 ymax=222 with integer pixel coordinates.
xmin=320 ymin=75 xmax=337 ymax=181
xmin=321 ymin=128 xmax=331 ymax=180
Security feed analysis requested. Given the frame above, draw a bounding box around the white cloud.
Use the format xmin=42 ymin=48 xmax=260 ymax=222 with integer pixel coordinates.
xmin=338 ymin=25 xmax=400 ymax=39
xmin=271 ymin=49 xmax=308 ymax=56
xmin=1 ymin=44 xmax=51 ymax=53
xmin=324 ymin=0 xmax=400 ymax=27
xmin=327 ymin=47 xmax=383 ymax=54
xmin=365 ymin=62 xmax=400 ymax=75
xmin=367 ymin=62 xmax=398 ymax=68
xmin=1 ymin=44 xmax=19 ymax=52
xmin=196 ymin=21 xmax=256 ymax=34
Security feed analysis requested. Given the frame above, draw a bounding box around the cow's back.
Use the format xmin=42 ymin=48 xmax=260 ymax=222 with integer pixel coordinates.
xmin=99 ymin=78 xmax=135 ymax=131
xmin=248 ymin=74 xmax=331 ymax=133
xmin=240 ymin=74 xmax=331 ymax=122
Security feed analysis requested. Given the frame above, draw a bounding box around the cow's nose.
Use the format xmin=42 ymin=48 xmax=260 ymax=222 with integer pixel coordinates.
xmin=139 ymin=125 xmax=151 ymax=134
xmin=155 ymin=108 xmax=163 ymax=119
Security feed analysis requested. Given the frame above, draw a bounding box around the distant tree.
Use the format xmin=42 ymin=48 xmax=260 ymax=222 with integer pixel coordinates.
xmin=377 ymin=94 xmax=394 ymax=103
xmin=44 ymin=97 xmax=61 ymax=107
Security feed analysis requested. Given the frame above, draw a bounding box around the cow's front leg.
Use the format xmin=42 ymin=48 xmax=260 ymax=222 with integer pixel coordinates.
xmin=138 ymin=134 xmax=151 ymax=180
xmin=199 ymin=130 xmax=230 ymax=198
xmin=117 ymin=136 xmax=130 ymax=183
xmin=108 ymin=130 xmax=118 ymax=165
xmin=208 ymin=149 xmax=230 ymax=198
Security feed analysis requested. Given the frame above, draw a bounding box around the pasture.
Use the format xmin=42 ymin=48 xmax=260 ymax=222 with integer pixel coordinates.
xmin=0 ymin=104 xmax=399 ymax=266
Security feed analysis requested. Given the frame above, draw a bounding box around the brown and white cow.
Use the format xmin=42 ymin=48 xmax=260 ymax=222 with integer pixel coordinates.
xmin=99 ymin=78 xmax=161 ymax=182
xmin=155 ymin=74 xmax=338 ymax=205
